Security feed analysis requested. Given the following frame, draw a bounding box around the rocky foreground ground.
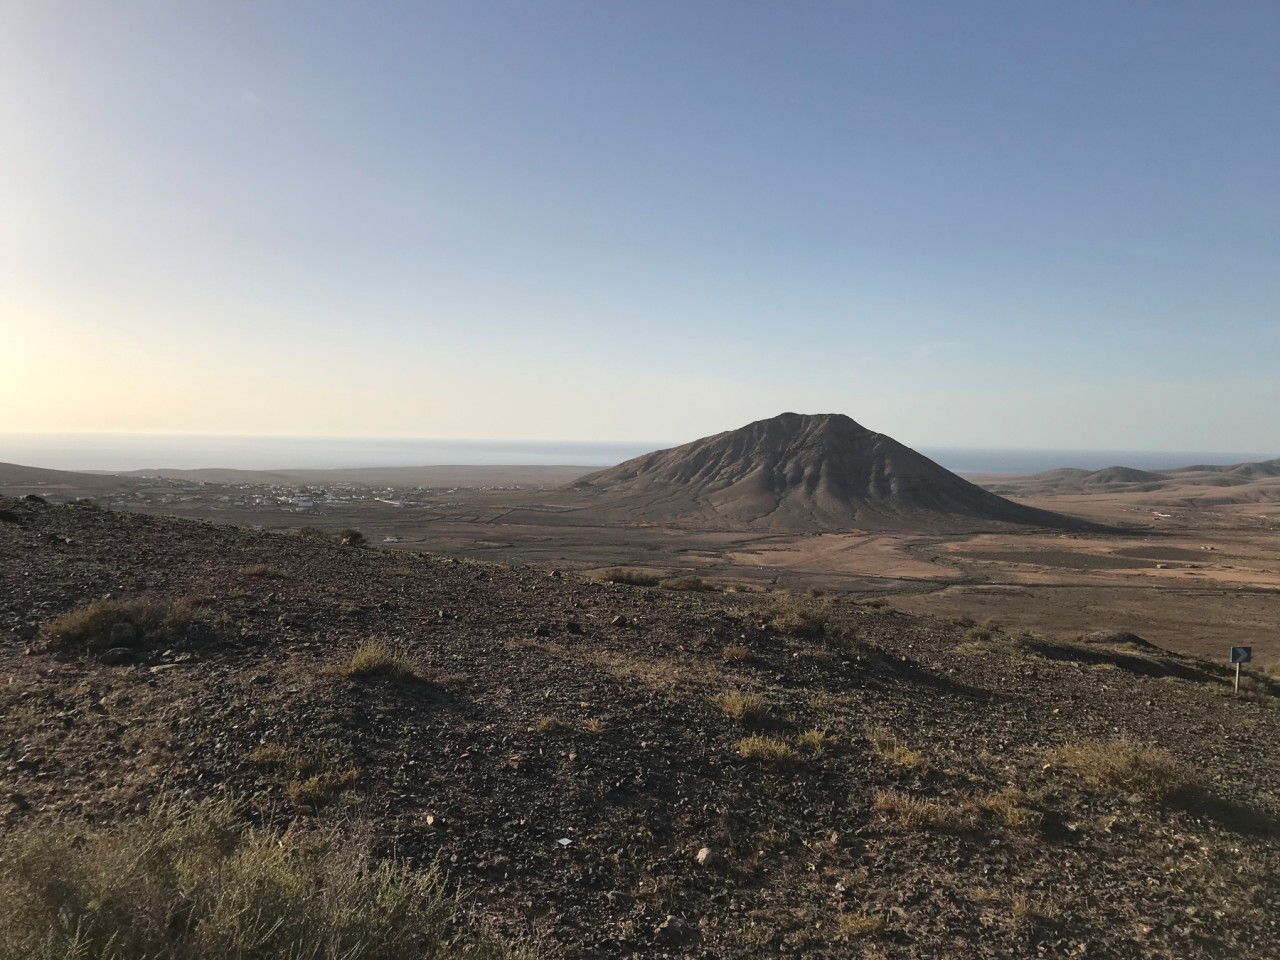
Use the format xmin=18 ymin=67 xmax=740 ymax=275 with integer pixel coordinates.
xmin=2 ymin=495 xmax=1278 ymax=958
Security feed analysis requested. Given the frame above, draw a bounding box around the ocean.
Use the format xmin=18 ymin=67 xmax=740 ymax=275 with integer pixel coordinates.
xmin=0 ymin=433 xmax=1273 ymax=476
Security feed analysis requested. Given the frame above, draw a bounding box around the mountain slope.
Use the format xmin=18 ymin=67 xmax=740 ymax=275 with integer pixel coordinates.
xmin=573 ymin=413 xmax=1096 ymax=531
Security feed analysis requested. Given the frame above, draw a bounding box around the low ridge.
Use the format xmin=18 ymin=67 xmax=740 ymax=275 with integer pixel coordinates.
xmin=573 ymin=413 xmax=1096 ymax=531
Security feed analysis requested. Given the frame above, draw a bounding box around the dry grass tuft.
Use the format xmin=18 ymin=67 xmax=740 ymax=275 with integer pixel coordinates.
xmin=873 ymin=790 xmax=976 ymax=831
xmin=737 ymin=735 xmax=798 ymax=762
xmin=836 ymin=911 xmax=885 ymax=938
xmin=873 ymin=787 xmax=1039 ymax=833
xmin=531 ymin=715 xmax=569 ymax=735
xmin=39 ymin=597 xmax=194 ymax=652
xmin=971 ymin=787 xmax=1041 ymax=831
xmin=1051 ymin=739 xmax=1190 ymax=800
xmin=760 ymin=600 xmax=826 ymax=639
xmin=714 ymin=690 xmax=771 ymax=725
xmin=1012 ymin=893 xmax=1061 ymax=925
xmin=345 ymin=640 xmax=420 ymax=681
xmin=866 ymin=727 xmax=929 ymax=770
xmin=722 ymin=644 xmax=752 ymax=663
xmin=251 ymin=745 xmax=361 ymax=809
xmin=286 ymin=768 xmax=360 ymax=808
xmin=0 ymin=798 xmax=528 ymax=960
xmin=795 ymin=729 xmax=831 ymax=755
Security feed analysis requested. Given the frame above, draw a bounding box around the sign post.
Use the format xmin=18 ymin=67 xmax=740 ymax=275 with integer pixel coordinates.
xmin=1230 ymin=646 xmax=1252 ymax=694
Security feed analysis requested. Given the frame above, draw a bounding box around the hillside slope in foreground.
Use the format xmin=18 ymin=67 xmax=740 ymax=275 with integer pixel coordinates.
xmin=2 ymin=496 xmax=1278 ymax=959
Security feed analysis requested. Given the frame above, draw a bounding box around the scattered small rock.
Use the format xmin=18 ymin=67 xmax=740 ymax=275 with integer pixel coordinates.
xmin=655 ymin=915 xmax=695 ymax=946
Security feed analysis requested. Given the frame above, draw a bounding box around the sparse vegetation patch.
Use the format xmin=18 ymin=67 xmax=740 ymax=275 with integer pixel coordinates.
xmin=38 ymin=597 xmax=195 ymax=653
xmin=1051 ymin=739 xmax=1191 ymax=800
xmin=659 ymin=575 xmax=717 ymax=592
xmin=866 ymin=726 xmax=929 ymax=770
xmin=600 ymin=568 xmax=661 ymax=587
xmin=345 ymin=639 xmax=420 ymax=680
xmin=737 ymin=735 xmax=798 ymax=762
xmin=873 ymin=787 xmax=1039 ymax=833
xmin=714 ymin=690 xmax=771 ymax=725
xmin=0 ymin=799 xmax=528 ymax=960
xmin=760 ymin=599 xmax=826 ymax=638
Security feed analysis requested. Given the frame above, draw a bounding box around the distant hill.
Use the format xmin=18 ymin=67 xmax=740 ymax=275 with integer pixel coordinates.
xmin=571 ymin=413 xmax=1098 ymax=532
xmin=1081 ymin=467 xmax=1169 ymax=486
xmin=0 ymin=461 xmax=125 ymax=495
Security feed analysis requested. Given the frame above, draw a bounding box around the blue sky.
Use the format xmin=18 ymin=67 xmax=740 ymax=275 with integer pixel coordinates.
xmin=2 ymin=1 xmax=1276 ymax=452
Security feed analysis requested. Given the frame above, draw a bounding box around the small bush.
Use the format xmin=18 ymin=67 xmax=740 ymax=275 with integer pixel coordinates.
xmin=600 ymin=568 xmax=661 ymax=587
xmin=0 ymin=799 xmax=529 ymax=960
xmin=240 ymin=564 xmax=288 ymax=579
xmin=1051 ymin=739 xmax=1190 ymax=800
xmin=714 ymin=690 xmax=770 ymax=725
xmin=345 ymin=640 xmax=419 ymax=680
xmin=760 ymin=600 xmax=826 ymax=639
xmin=39 ymin=598 xmax=193 ymax=653
xmin=722 ymin=644 xmax=752 ymax=663
xmin=737 ymin=735 xmax=798 ymax=762
xmin=531 ymin=715 xmax=569 ymax=735
xmin=659 ymin=575 xmax=717 ymax=592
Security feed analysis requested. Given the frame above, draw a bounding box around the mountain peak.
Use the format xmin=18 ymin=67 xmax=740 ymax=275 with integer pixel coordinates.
xmin=573 ymin=413 xmax=1095 ymax=532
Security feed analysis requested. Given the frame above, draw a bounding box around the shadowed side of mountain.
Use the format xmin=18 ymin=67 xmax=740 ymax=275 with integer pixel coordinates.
xmin=570 ymin=413 xmax=1103 ymax=532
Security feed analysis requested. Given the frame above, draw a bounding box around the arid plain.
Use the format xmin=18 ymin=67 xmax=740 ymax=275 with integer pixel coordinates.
xmin=4 ymin=445 xmax=1277 ymax=667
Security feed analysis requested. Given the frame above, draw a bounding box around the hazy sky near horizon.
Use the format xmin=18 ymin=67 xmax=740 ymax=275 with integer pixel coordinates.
xmin=2 ymin=2 xmax=1277 ymax=453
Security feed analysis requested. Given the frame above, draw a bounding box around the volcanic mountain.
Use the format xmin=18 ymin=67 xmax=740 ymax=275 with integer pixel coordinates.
xmin=572 ymin=412 xmax=1097 ymax=532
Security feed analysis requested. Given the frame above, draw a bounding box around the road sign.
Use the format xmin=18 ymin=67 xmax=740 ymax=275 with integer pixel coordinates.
xmin=1231 ymin=647 xmax=1253 ymax=695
